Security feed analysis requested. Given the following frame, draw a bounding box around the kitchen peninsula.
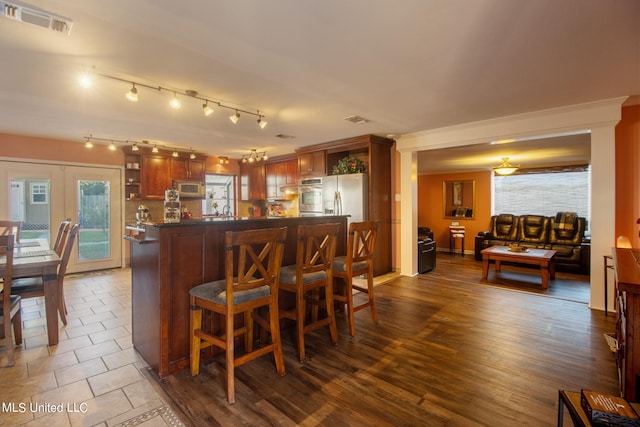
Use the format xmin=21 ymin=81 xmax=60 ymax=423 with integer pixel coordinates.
xmin=126 ymin=215 xmax=348 ymax=378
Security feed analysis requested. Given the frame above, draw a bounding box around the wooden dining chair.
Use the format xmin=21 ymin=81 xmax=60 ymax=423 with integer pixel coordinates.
xmin=278 ymin=223 xmax=340 ymax=362
xmin=0 ymin=234 xmax=22 ymax=367
xmin=189 ymin=227 xmax=287 ymax=404
xmin=0 ymin=221 xmax=21 ymax=243
xmin=52 ymin=220 xmax=72 ymax=256
xmin=332 ymin=221 xmax=378 ymax=337
xmin=12 ymin=224 xmax=79 ymax=326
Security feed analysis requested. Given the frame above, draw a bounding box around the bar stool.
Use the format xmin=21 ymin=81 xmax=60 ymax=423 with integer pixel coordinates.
xmin=449 ymin=225 xmax=465 ymax=256
xmin=189 ymin=227 xmax=287 ymax=404
xmin=278 ymin=223 xmax=340 ymax=363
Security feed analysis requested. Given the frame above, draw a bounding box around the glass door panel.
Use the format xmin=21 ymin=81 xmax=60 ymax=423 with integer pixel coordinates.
xmin=78 ymin=179 xmax=111 ymax=261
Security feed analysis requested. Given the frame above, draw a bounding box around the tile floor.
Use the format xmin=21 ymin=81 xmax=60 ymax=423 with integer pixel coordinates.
xmin=0 ymin=268 xmax=184 ymax=427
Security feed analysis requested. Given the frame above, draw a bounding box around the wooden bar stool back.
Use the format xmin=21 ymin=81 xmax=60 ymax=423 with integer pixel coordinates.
xmin=333 ymin=221 xmax=378 ymax=337
xmin=0 ymin=221 xmax=21 ymax=243
xmin=0 ymin=234 xmax=22 ymax=367
xmin=189 ymin=227 xmax=287 ymax=404
xmin=278 ymin=222 xmax=340 ymax=362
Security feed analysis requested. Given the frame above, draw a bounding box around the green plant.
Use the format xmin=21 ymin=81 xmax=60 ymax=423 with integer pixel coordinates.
xmin=332 ymin=155 xmax=366 ymax=175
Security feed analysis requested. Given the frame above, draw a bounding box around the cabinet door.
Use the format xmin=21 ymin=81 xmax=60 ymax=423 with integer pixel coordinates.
xmin=170 ymin=158 xmax=188 ymax=180
xmin=298 ymin=151 xmax=326 ymax=177
xmin=142 ymin=156 xmax=171 ymax=199
xmin=188 ymin=160 xmax=205 ymax=181
xmin=285 ymin=159 xmax=298 ymax=185
xmin=240 ymin=163 xmax=266 ymax=201
xmin=265 ymin=163 xmax=279 ymax=199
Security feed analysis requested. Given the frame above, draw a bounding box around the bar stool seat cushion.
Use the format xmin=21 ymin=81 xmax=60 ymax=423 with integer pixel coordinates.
xmin=189 ymin=278 xmax=269 ymax=305
xmin=279 ymin=265 xmax=327 ymax=285
xmin=332 ymin=256 xmax=368 ymax=273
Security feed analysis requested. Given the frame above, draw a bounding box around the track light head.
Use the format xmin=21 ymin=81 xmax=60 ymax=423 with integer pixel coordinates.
xmin=108 ymin=141 xmax=117 ymax=151
xmin=258 ymin=117 xmax=267 ymax=129
xmin=190 ymin=152 xmax=196 ymax=160
xmin=230 ymin=111 xmax=240 ymax=124
xmin=172 ymin=149 xmax=179 ymax=157
xmin=169 ymin=93 xmax=181 ymax=109
xmin=126 ymin=84 xmax=138 ymax=102
xmin=152 ymin=145 xmax=159 ymax=153
xmin=131 ymin=142 xmax=139 ymax=151
xmin=202 ymin=102 xmax=214 ymax=116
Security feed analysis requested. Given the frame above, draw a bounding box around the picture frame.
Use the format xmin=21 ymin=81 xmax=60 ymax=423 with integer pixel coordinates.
xmin=452 ymin=181 xmax=463 ymax=206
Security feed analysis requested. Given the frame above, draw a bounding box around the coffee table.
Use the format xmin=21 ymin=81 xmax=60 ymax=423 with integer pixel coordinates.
xmin=481 ymin=245 xmax=557 ymax=289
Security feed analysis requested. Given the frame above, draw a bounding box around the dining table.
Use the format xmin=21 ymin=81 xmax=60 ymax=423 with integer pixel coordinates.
xmin=0 ymin=238 xmax=61 ymax=346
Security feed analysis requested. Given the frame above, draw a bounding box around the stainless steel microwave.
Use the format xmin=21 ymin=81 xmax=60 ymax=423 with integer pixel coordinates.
xmin=174 ymin=180 xmax=205 ymax=198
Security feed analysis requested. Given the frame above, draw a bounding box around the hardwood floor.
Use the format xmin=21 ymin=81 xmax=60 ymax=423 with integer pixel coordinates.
xmin=150 ymin=254 xmax=615 ymax=426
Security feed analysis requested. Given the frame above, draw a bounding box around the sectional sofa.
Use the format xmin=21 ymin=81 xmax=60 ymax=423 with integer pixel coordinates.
xmin=474 ymin=213 xmax=590 ymax=274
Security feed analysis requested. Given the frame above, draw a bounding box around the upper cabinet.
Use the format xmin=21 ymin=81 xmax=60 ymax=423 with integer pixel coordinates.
xmin=240 ymin=162 xmax=266 ymax=201
xmin=122 ymin=147 xmax=207 ymax=200
xmin=141 ymin=155 xmax=172 ymax=200
xmin=297 ymin=150 xmax=326 ymax=177
xmin=265 ymin=156 xmax=298 ymax=199
xmin=170 ymin=158 xmax=205 ymax=182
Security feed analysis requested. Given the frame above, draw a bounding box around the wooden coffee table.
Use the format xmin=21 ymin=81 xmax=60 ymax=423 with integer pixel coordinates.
xmin=481 ymin=245 xmax=557 ymax=289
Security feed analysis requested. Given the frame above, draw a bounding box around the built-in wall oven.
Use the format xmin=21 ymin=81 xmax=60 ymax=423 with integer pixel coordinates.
xmin=298 ymin=177 xmax=323 ymax=216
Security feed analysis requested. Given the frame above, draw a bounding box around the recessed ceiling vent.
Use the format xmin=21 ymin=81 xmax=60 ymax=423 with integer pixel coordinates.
xmin=1 ymin=0 xmax=73 ymax=35
xmin=344 ymin=115 xmax=371 ymax=124
xmin=275 ymin=134 xmax=296 ymax=139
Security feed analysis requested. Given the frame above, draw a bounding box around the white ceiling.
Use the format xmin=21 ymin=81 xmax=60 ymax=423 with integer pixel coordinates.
xmin=0 ymin=0 xmax=638 ymax=172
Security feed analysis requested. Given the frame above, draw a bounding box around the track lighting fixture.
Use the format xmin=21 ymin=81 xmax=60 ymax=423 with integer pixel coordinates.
xmin=169 ymin=92 xmax=181 ymax=109
xmin=202 ymin=101 xmax=214 ymax=116
xmin=82 ymin=135 xmax=204 ymax=160
xmin=85 ymin=70 xmax=267 ymax=128
xmin=241 ymin=149 xmax=267 ymax=163
xmin=126 ymin=84 xmax=138 ymax=102
xmin=493 ymin=157 xmax=520 ymax=176
xmin=218 ymin=156 xmax=230 ymax=164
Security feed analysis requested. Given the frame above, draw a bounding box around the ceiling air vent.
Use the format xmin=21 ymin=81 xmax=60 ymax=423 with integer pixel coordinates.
xmin=275 ymin=134 xmax=296 ymax=139
xmin=344 ymin=115 xmax=371 ymax=124
xmin=0 ymin=0 xmax=73 ymax=35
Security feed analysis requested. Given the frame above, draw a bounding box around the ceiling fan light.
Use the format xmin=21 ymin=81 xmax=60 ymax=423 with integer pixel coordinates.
xmin=125 ymin=84 xmax=138 ymax=102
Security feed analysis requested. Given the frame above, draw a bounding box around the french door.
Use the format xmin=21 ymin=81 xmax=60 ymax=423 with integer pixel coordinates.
xmin=0 ymin=160 xmax=122 ymax=273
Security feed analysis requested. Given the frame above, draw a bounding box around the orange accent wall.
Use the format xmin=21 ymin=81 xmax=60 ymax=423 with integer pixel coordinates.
xmin=615 ymin=104 xmax=640 ymax=247
xmin=0 ymin=133 xmax=123 ymax=165
xmin=418 ymin=170 xmax=492 ymax=252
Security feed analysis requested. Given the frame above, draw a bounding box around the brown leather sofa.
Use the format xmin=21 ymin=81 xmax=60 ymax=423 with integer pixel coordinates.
xmin=475 ymin=213 xmax=590 ymax=274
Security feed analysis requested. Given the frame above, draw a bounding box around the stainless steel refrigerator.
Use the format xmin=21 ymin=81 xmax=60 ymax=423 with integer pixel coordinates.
xmin=322 ymin=173 xmax=368 ymax=228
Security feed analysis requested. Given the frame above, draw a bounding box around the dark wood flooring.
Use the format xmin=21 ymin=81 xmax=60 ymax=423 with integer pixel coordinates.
xmin=148 ymin=253 xmax=615 ymax=426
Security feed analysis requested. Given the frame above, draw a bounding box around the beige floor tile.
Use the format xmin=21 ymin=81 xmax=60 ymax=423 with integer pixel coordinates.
xmin=80 ymin=311 xmax=116 ymax=326
xmin=102 ymin=348 xmax=142 ymax=371
xmin=0 ymin=371 xmax=58 ymax=402
xmin=67 ymin=389 xmax=133 ymax=427
xmin=89 ymin=326 xmax=130 ymax=344
xmin=50 ymin=336 xmax=93 ymax=354
xmin=122 ymin=379 xmax=165 ymax=409
xmin=27 ymin=351 xmax=78 ymax=378
xmin=21 ymin=410 xmax=71 ymax=426
xmin=64 ymin=321 xmax=106 ymax=339
xmin=31 ymin=379 xmax=94 ymax=411
xmin=75 ymin=340 xmax=122 ymax=363
xmin=55 ymin=357 xmax=108 ymax=387
xmin=88 ymin=364 xmax=143 ymax=396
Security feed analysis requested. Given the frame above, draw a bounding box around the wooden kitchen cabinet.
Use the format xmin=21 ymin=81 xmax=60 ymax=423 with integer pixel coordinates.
xmin=170 ymin=158 xmax=205 ymax=182
xmin=240 ymin=162 xmax=266 ymax=201
xmin=266 ymin=157 xmax=298 ymax=199
xmin=297 ymin=150 xmax=326 ymax=177
xmin=141 ymin=155 xmax=172 ymax=200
